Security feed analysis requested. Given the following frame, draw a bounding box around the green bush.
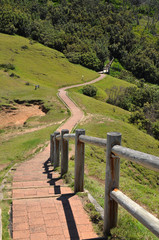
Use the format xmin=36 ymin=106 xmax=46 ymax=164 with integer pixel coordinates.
xmin=0 ymin=63 xmax=15 ymax=70
xmin=152 ymin=121 xmax=159 ymax=140
xmin=82 ymin=85 xmax=97 ymax=97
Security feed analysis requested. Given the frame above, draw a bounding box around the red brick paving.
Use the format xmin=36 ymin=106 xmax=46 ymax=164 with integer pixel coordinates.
xmin=12 ymin=75 xmax=106 ymax=239
xmin=57 ymin=74 xmax=105 ymax=132
xmin=12 ymin=147 xmax=98 ymax=239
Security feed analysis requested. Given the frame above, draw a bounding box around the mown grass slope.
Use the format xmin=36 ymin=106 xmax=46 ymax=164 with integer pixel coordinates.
xmin=0 ymin=33 xmax=99 ymax=239
xmin=68 ymin=78 xmax=159 ymax=239
xmin=0 ymin=33 xmax=98 ymax=176
xmin=0 ymin=33 xmax=98 ymax=121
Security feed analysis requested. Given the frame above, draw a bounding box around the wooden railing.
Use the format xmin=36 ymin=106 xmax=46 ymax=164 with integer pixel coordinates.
xmin=50 ymin=129 xmax=159 ymax=238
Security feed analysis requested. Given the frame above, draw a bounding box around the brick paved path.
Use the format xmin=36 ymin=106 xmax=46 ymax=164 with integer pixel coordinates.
xmin=12 ymin=74 xmax=106 ymax=239
xmin=58 ymin=74 xmax=105 ymax=132
xmin=12 ymin=146 xmax=98 ymax=239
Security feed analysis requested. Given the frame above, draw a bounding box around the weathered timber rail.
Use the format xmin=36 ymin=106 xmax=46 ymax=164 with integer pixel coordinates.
xmin=50 ymin=129 xmax=159 ymax=238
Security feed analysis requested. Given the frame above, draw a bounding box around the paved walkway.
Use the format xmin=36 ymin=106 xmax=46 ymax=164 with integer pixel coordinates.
xmin=57 ymin=74 xmax=105 ymax=132
xmin=12 ymin=146 xmax=98 ymax=239
xmin=12 ymin=74 xmax=106 ymax=240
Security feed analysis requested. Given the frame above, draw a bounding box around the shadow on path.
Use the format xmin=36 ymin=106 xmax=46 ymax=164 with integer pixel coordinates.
xmin=57 ymin=193 xmax=80 ymax=239
xmin=43 ymin=158 xmax=62 ymax=194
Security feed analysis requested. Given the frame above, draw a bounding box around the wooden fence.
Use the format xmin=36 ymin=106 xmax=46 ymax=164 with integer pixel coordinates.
xmin=50 ymin=129 xmax=159 ymax=238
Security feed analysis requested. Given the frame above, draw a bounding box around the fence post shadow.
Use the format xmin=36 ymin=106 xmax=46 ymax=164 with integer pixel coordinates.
xmin=57 ymin=193 xmax=80 ymax=239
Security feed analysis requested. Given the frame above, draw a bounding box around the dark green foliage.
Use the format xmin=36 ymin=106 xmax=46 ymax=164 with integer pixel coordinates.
xmin=0 ymin=63 xmax=15 ymax=71
xmin=106 ymin=84 xmax=159 ymax=139
xmin=118 ymin=69 xmax=138 ymax=83
xmin=0 ymin=4 xmax=31 ymax=36
xmin=129 ymin=110 xmax=151 ymax=131
xmin=107 ymin=85 xmax=158 ymax=110
xmin=152 ymin=121 xmax=159 ymax=140
xmin=82 ymin=85 xmax=97 ymax=97
xmin=10 ymin=73 xmax=20 ymax=78
xmin=21 ymin=45 xmax=29 ymax=50
xmin=25 ymin=82 xmax=30 ymax=85
xmin=0 ymin=0 xmax=159 ymax=82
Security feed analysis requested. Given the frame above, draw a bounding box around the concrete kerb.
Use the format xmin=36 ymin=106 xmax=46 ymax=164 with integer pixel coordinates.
xmin=85 ymin=190 xmax=104 ymax=220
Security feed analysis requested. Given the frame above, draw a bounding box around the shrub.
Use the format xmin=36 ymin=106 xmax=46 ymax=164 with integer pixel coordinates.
xmin=128 ymin=110 xmax=151 ymax=131
xmin=152 ymin=121 xmax=159 ymax=140
xmin=21 ymin=45 xmax=29 ymax=50
xmin=0 ymin=63 xmax=15 ymax=70
xmin=82 ymin=85 xmax=97 ymax=97
xmin=10 ymin=73 xmax=20 ymax=78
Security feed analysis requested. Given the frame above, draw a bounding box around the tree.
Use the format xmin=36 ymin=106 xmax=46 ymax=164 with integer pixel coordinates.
xmin=82 ymin=85 xmax=97 ymax=97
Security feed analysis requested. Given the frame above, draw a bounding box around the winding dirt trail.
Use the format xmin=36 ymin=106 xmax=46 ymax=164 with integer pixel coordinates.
xmin=57 ymin=73 xmax=105 ymax=132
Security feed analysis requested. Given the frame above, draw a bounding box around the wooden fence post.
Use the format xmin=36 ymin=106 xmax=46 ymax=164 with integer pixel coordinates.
xmin=74 ymin=129 xmax=85 ymax=193
xmin=104 ymin=132 xmax=121 ymax=236
xmin=50 ymin=133 xmax=54 ymax=164
xmin=54 ymin=131 xmax=60 ymax=169
xmin=61 ymin=129 xmax=69 ymax=176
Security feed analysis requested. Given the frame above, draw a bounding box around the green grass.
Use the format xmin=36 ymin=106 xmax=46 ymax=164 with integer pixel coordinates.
xmin=71 ymin=75 xmax=134 ymax=103
xmin=0 ymin=33 xmax=98 ymax=90
xmin=0 ymin=32 xmax=98 ymax=164
xmin=0 ymin=33 xmax=99 ymax=239
xmin=0 ymin=200 xmax=11 ymax=240
xmin=0 ymin=33 xmax=159 ymax=239
xmin=133 ymin=15 xmax=159 ymax=45
xmin=0 ymin=33 xmax=98 ymax=128
xmin=109 ymin=59 xmax=124 ymax=78
xmin=67 ymin=159 xmax=158 ymax=239
xmin=67 ymin=76 xmax=159 ymax=239
xmin=0 ymin=124 xmax=59 ymax=184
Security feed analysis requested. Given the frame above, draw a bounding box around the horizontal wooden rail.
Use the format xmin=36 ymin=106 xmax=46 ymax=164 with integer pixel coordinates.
xmin=112 ymin=145 xmax=159 ymax=172
xmin=56 ymin=134 xmax=61 ymax=141
xmin=110 ymin=189 xmax=159 ymax=238
xmin=63 ymin=133 xmax=75 ymax=140
xmin=79 ymin=135 xmax=107 ymax=148
xmin=50 ymin=129 xmax=159 ymax=238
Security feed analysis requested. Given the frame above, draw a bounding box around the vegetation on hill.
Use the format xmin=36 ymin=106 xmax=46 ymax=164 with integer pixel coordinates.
xmin=68 ymin=77 xmax=159 ymax=239
xmin=106 ymin=82 xmax=159 ymax=139
xmin=0 ymin=33 xmax=97 ymax=117
xmin=0 ymin=33 xmax=98 ymax=239
xmin=0 ymin=33 xmax=98 ymax=176
xmin=0 ymin=0 xmax=159 ymax=84
xmin=0 ymin=32 xmax=158 ymax=239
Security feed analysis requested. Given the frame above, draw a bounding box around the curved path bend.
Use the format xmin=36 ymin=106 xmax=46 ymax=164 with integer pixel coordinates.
xmin=57 ymin=73 xmax=105 ymax=132
xmin=11 ymin=73 xmax=106 ymax=240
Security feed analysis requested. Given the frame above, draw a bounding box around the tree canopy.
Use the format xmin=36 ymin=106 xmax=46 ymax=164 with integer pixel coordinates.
xmin=0 ymin=0 xmax=159 ymax=84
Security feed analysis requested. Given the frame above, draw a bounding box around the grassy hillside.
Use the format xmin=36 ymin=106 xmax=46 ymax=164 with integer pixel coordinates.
xmin=0 ymin=33 xmax=98 ymax=90
xmin=0 ymin=33 xmax=98 ymax=125
xmin=0 ymin=33 xmax=158 ymax=239
xmin=1 ymin=0 xmax=159 ymax=84
xmin=0 ymin=33 xmax=98 ymax=176
xmin=68 ymin=78 xmax=159 ymax=239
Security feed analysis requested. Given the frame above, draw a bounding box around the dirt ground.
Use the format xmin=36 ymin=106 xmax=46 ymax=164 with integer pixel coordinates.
xmin=0 ymin=104 xmax=45 ymax=129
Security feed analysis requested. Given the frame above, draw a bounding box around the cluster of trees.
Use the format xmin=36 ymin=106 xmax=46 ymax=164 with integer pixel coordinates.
xmin=106 ymin=84 xmax=159 ymax=139
xmin=82 ymin=85 xmax=97 ymax=97
xmin=0 ymin=0 xmax=159 ymax=84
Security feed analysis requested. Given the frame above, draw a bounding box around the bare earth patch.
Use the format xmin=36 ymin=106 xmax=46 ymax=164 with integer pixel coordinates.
xmin=0 ymin=104 xmax=45 ymax=129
